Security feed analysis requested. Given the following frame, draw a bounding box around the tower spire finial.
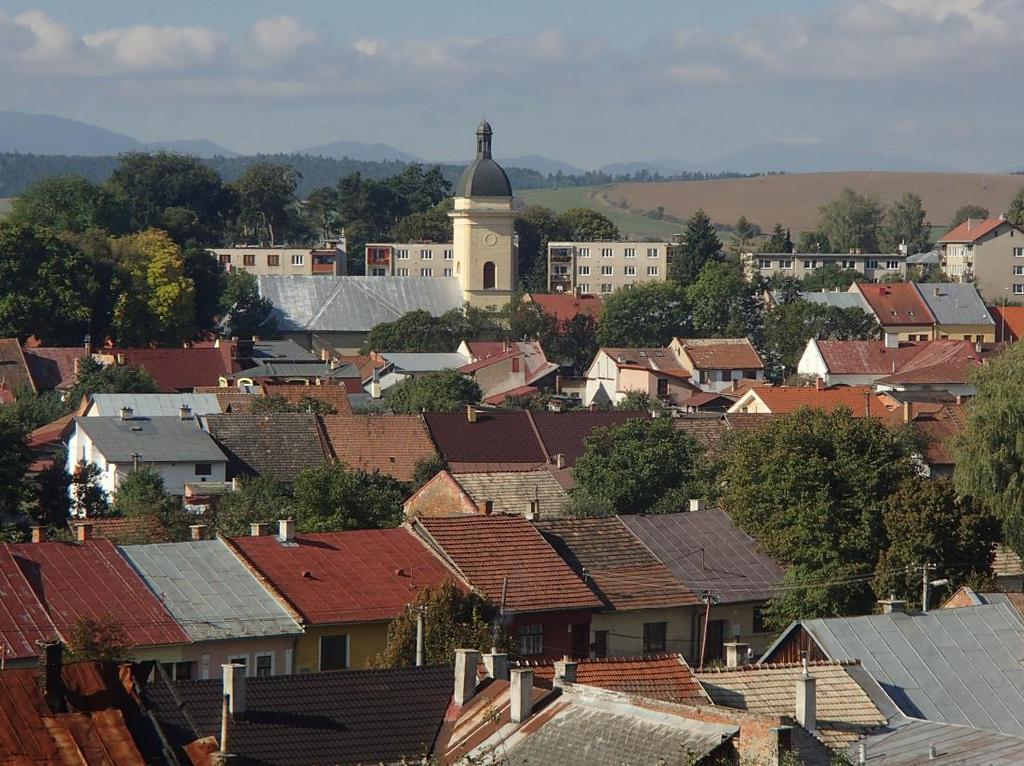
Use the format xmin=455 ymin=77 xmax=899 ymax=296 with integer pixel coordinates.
xmin=476 ymin=120 xmax=493 ymax=159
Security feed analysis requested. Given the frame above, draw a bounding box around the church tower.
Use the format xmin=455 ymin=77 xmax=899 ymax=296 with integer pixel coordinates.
xmin=450 ymin=121 xmax=517 ymax=308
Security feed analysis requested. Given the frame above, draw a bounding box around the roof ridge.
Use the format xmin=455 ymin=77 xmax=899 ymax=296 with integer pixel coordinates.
xmin=220 ymin=535 xmax=307 ymax=626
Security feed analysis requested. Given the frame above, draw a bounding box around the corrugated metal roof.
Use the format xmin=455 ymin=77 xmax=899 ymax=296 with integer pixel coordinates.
xmin=258 ymin=275 xmax=465 ymax=332
xmin=799 ymin=290 xmax=874 ymax=313
xmin=381 ymin=352 xmax=469 ymax=372
xmin=88 ymin=393 xmax=223 ymax=417
xmin=230 ymin=360 xmax=358 ymax=378
xmin=906 ymin=250 xmax=940 ymax=265
xmin=119 ymin=540 xmax=302 ymax=642
xmin=848 ymin=717 xmax=1024 ymax=765
xmin=796 ymin=604 xmax=1024 ymax=735
xmin=0 ymin=545 xmax=60 ymax=660
xmin=74 ymin=416 xmax=228 ymax=464
xmin=914 ymin=283 xmax=995 ymax=326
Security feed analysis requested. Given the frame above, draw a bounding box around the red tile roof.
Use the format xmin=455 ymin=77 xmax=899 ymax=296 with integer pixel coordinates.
xmin=512 ymin=654 xmax=708 ymax=704
xmin=815 ymin=339 xmax=981 ymax=377
xmin=743 ymin=386 xmax=887 ymax=416
xmin=483 ymin=384 xmax=539 ymax=405
xmin=674 ymin=338 xmax=764 ymax=370
xmin=910 ymin=403 xmax=968 ymax=466
xmin=8 ymin=540 xmax=188 ymax=647
xmin=939 ymin=217 xmax=1007 ymax=243
xmin=27 ymin=414 xmax=75 ymax=450
xmin=321 ymin=414 xmax=438 ymax=482
xmin=458 ymin=348 xmax=519 ymax=373
xmin=855 ymin=282 xmax=935 ymax=327
xmin=0 ymin=546 xmax=60 ymax=660
xmin=228 ymin=528 xmax=460 ymax=624
xmin=414 ymin=515 xmax=602 ymax=614
xmin=991 ymin=306 xmax=1024 ymax=342
xmin=524 ymin=293 xmax=603 ymax=324
xmin=105 ymin=348 xmax=231 ymax=392
xmin=22 ymin=347 xmax=87 ymax=390
xmin=425 ymin=411 xmax=547 ymax=465
xmin=260 ymin=383 xmax=353 ymax=414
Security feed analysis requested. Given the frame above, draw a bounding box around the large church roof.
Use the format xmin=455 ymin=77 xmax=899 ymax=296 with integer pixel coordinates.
xmin=455 ymin=120 xmax=512 ymax=198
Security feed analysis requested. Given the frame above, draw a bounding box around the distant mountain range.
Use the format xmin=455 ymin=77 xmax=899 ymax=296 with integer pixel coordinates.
xmin=0 ymin=111 xmax=964 ymax=175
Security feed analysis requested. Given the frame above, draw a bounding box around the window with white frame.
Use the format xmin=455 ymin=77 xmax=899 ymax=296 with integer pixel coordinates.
xmin=758 ymin=258 xmax=772 ymax=269
xmin=443 ymin=268 xmax=453 ymax=277
xmin=255 ymin=653 xmax=274 ymax=677
xmin=443 ymin=249 xmax=453 ymax=260
xmin=578 ymin=265 xmax=590 ymax=275
xmin=601 ymin=265 xmax=613 ymax=275
xmin=601 ymin=248 xmax=613 ymax=258
xmin=1015 ymin=248 xmax=1024 ymax=257
xmin=601 ymin=283 xmax=613 ymax=293
xmin=803 ymin=259 xmax=817 ymax=269
xmin=396 ymin=249 xmax=409 ymax=259
xmin=866 ymin=259 xmax=879 ymax=269
xmin=779 ymin=259 xmax=793 ymax=269
xmin=396 ymin=268 xmax=409 ymax=276
xmin=886 ymin=260 xmax=900 ymax=269
xmin=290 ymin=254 xmax=304 ymax=266
xmin=647 ymin=266 xmax=659 ymax=276
xmin=578 ymin=247 xmax=590 ymax=258
xmin=1015 ymin=284 xmax=1024 ymax=295
xmin=624 ymin=248 xmax=636 ymax=258
xmin=420 ymin=249 xmax=432 ymax=259
xmin=1015 ymin=265 xmax=1024 ymax=276
xmin=624 ymin=265 xmax=636 ymax=276
xmin=578 ymin=283 xmax=591 ymax=294
xmin=647 ymin=247 xmax=660 ymax=258
xmin=420 ymin=268 xmax=432 ymax=277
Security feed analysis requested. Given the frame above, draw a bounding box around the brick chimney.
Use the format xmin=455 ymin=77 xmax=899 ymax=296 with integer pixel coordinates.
xmin=190 ymin=524 xmax=207 ymax=541
xmin=483 ymin=651 xmax=509 ymax=681
xmin=453 ymin=648 xmax=480 ymax=706
xmin=478 ymin=499 xmax=493 ymax=515
xmin=250 ymin=522 xmax=270 ymax=537
xmin=466 ymin=405 xmax=478 ymax=423
xmin=902 ymin=400 xmax=913 ymax=425
xmin=76 ymin=523 xmax=93 ymax=543
xmin=795 ymin=659 xmax=816 ymax=733
xmin=30 ymin=526 xmax=45 ymax=544
xmin=37 ymin=641 xmax=64 ymax=713
xmin=277 ymin=518 xmax=295 ymax=543
xmin=815 ymin=377 xmax=825 ymax=391
xmin=510 ymin=668 xmax=534 ymax=723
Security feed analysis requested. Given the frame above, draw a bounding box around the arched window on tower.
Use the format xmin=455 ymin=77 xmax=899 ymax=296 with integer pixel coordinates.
xmin=483 ymin=261 xmax=496 ymax=289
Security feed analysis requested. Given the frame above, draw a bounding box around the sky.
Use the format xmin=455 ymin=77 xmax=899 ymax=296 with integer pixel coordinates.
xmin=0 ymin=0 xmax=1020 ymax=170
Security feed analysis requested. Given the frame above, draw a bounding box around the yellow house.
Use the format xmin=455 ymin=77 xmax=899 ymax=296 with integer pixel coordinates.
xmin=228 ymin=522 xmax=462 ymax=672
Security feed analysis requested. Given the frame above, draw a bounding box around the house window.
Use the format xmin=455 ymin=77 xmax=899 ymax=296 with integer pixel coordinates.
xmin=320 ymin=634 xmax=349 ymax=671
xmin=753 ymin=607 xmax=768 ymax=634
xmin=601 ymin=265 xmax=613 ymax=276
xmin=758 ymin=258 xmax=772 ymax=269
xmin=1015 ymin=248 xmax=1024 ymax=257
xmin=161 ymin=661 xmax=193 ymax=680
xmin=779 ymin=259 xmax=793 ymax=269
xmin=578 ymin=283 xmax=590 ymax=294
xmin=195 ymin=463 xmax=212 ymax=476
xmin=866 ymin=259 xmax=879 ymax=269
xmin=228 ymin=655 xmax=247 ymax=669
xmin=624 ymin=248 xmax=636 ymax=258
xmin=642 ymin=622 xmax=667 ymax=653
xmin=443 ymin=249 xmax=453 ymax=260
xmin=578 ymin=247 xmax=590 ymax=258
xmin=420 ymin=249 xmax=432 ymax=259
xmin=255 ymin=653 xmax=273 ymax=677
xmin=371 ymin=268 xmax=386 ymax=276
xmin=886 ymin=260 xmax=900 ymax=269
xmin=647 ymin=266 xmax=659 ymax=276
xmin=699 ymin=370 xmax=710 ymax=384
xmin=420 ymin=268 xmax=432 ymax=277
xmin=656 ymin=378 xmax=668 ymax=398
xmin=443 ymin=268 xmax=453 ymax=277
xmin=578 ymin=266 xmax=591 ymax=276
xmin=601 ymin=248 xmax=613 ymax=258
xmin=243 ymin=253 xmax=255 ymax=266
xmin=517 ymin=624 xmax=543 ymax=656
xmin=647 ymin=248 xmax=659 ymax=258
xmin=267 ymin=254 xmax=279 ymax=267
xmin=624 ymin=265 xmax=636 ymax=276
xmin=553 ymin=265 xmax=568 ymax=275
xmin=483 ymin=261 xmax=496 ymax=289
xmin=395 ymin=249 xmax=409 ymax=260
xmin=290 ymin=254 xmax=304 ymax=266
xmin=1015 ymin=284 xmax=1024 ymax=295
xmin=803 ymin=259 xmax=817 ymax=269
xmin=396 ymin=268 xmax=409 ymax=276
xmin=218 ymin=254 xmax=231 ymax=265
xmin=841 ymin=260 xmax=856 ymax=269
xmin=600 ymin=283 xmax=613 ymax=294
xmin=1014 ymin=265 xmax=1024 ymax=276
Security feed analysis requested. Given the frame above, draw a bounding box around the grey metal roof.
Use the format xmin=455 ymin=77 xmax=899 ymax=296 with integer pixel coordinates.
xmin=88 ymin=393 xmax=222 ymax=418
xmin=75 ymin=416 xmax=227 ymax=464
xmin=799 ymin=290 xmax=874 ymax=314
xmin=790 ymin=604 xmax=1024 ymax=735
xmin=456 ymin=157 xmax=513 ymax=197
xmin=250 ymin=339 xmax=317 ymax=361
xmin=915 ymin=283 xmax=994 ymax=326
xmin=231 ymin=360 xmax=359 ymax=379
xmin=257 ymin=276 xmax=465 ymax=333
xmin=906 ymin=250 xmax=940 ymax=265
xmin=119 ymin=539 xmax=301 ymax=641
xmin=381 ymin=352 xmax=469 ymax=372
xmin=848 ymin=716 xmax=1024 ymax=765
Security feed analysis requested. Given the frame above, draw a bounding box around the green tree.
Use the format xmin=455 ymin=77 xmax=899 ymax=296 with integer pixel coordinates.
xmin=873 ymin=477 xmax=998 ymax=607
xmin=818 ymin=188 xmax=882 ymax=253
xmin=232 ymin=162 xmax=304 ymax=246
xmin=29 ymin=458 xmax=71 ymax=530
xmin=375 ymin=582 xmax=510 ymax=668
xmin=386 ymin=370 xmax=482 ymax=414
xmin=110 ymin=466 xmax=192 ymax=539
xmin=514 ymin=206 xmax=566 ymax=291
xmin=557 ymin=208 xmax=619 ymax=241
xmin=729 ymin=215 xmax=759 ymax=257
xmin=795 ymin=229 xmax=830 ymax=253
xmin=759 ymin=223 xmax=793 ymax=253
xmin=1007 ymin=187 xmax=1024 ymax=227
xmin=65 ymin=357 xmax=159 ymax=406
xmin=388 ymin=198 xmax=453 ymax=243
xmin=303 ymin=186 xmax=340 ymax=239
xmin=954 ymin=342 xmax=1024 ymax=556
xmin=70 ymin=462 xmax=111 ymax=518
xmin=182 ymin=246 xmax=226 ymax=335
xmin=4 ymin=390 xmax=72 ymax=432
xmin=950 ymin=204 xmax=989 ymax=229
xmin=573 ymin=417 xmax=702 ymax=515
xmin=291 ymin=463 xmax=406 ymax=531
xmin=720 ymin=408 xmax=916 ymax=625
xmin=556 ymin=312 xmax=600 ymax=376
xmin=219 ymin=269 xmax=278 ymax=339
xmin=0 ymin=223 xmax=95 ymax=344
xmin=65 ymin=615 xmax=133 ymax=662
xmin=365 ymin=309 xmax=497 ymax=353
xmin=212 ymin=475 xmax=291 ymax=536
xmin=761 ymin=301 xmax=878 ymax=377
xmin=686 ymin=261 xmax=759 ymax=338
xmin=10 ymin=175 xmax=127 ymax=234
xmin=507 ymin=300 xmax=558 ymax=347
xmin=411 ymin=455 xmax=447 ymax=492
xmin=0 ymin=414 xmax=29 ymax=517
xmin=616 ymin=390 xmax=659 ymax=412
xmin=800 ymin=265 xmax=863 ymax=292
xmin=596 ymin=281 xmax=690 ymax=347
xmin=878 ymin=192 xmax=929 ymax=254
xmin=670 ymin=209 xmax=722 ymax=286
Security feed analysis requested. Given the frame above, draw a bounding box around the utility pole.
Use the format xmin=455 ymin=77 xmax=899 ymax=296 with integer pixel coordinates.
xmin=415 ymin=608 xmax=425 ymax=667
xmin=921 ymin=563 xmax=931 ymax=612
xmin=698 ymin=590 xmax=713 ymax=669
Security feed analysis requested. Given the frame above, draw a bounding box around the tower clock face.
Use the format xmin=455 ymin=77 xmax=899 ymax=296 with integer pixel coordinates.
xmin=484 ymin=233 xmax=498 ymax=246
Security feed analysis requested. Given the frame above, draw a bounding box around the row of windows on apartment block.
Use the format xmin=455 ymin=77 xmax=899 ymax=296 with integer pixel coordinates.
xmin=555 ymin=247 xmax=662 ymax=258
xmin=393 ymin=249 xmax=454 ymax=260
xmin=553 ymin=265 xmax=660 ymax=277
xmin=757 ymin=258 xmax=903 ymax=270
xmin=218 ymin=253 xmax=308 ymax=266
xmin=161 ymin=651 xmax=275 ymax=681
xmin=371 ymin=267 xmax=455 ymax=277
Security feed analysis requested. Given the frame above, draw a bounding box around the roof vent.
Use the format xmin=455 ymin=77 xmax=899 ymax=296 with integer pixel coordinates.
xmin=119 ymin=406 xmax=133 ymax=421
xmin=179 ymin=404 xmax=192 ymax=420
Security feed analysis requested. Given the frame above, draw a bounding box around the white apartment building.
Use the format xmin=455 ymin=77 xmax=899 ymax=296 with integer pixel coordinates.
xmin=548 ymin=242 xmax=669 ymax=295
xmin=365 ymin=243 xmax=456 ymax=278
xmin=212 ymin=239 xmax=347 ymax=276
xmin=741 ymin=251 xmax=908 ymax=282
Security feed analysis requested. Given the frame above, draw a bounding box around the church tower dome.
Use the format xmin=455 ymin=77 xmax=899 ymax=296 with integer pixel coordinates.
xmin=455 ymin=120 xmax=512 ymax=198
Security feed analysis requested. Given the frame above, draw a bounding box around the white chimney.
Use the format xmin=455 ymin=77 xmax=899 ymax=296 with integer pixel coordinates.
xmin=553 ymin=658 xmax=577 ymax=688
xmin=466 ymin=405 xmax=478 ymax=423
xmin=510 ymin=668 xmax=534 ymax=723
xmin=724 ymin=642 xmax=750 ymax=668
xmin=179 ymin=404 xmax=193 ymax=420
xmin=884 ymin=332 xmax=899 ymax=349
xmin=222 ymin=662 xmax=246 ymax=717
xmin=689 ymin=498 xmax=706 ymax=512
xmin=879 ymin=596 xmax=907 ymax=614
xmin=453 ymin=648 xmax=480 ymax=706
xmin=554 ymin=453 xmax=566 ymax=470
xmin=369 ymin=367 xmax=382 ymax=399
xmin=483 ymin=651 xmax=509 ymax=681
xmin=278 ymin=518 xmax=295 ymax=543
xmin=795 ymin=662 xmax=816 ymax=732
xmin=119 ymin=406 xmax=133 ymax=421
xmin=250 ymin=522 xmax=270 ymax=537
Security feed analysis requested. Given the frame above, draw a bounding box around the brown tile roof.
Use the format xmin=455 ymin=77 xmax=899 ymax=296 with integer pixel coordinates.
xmin=855 ymin=282 xmax=935 ymax=327
xmin=525 ymin=292 xmax=603 ymax=323
xmin=424 ymin=411 xmax=547 ymax=464
xmin=939 ymin=216 xmax=1007 ymax=243
xmin=454 ymin=470 xmax=569 ymax=518
xmin=514 ymin=654 xmax=709 ymax=704
xmin=70 ymin=518 xmax=170 ymax=544
xmin=205 ymin=412 xmax=329 ymax=481
xmin=321 ymin=414 xmax=437 ymax=482
xmin=910 ymin=403 xmax=967 ymax=466
xmin=601 ymin=346 xmax=688 ymax=374
xmin=722 ymin=412 xmax=777 ymax=433
xmin=529 ymin=410 xmax=645 ymax=468
xmin=671 ymin=414 xmax=732 ymax=450
xmin=993 ymin=544 xmax=1024 ymax=578
xmin=337 ymin=354 xmax=385 ymax=381
xmin=817 ymin=339 xmax=981 ymax=379
xmin=102 ymin=348 xmax=231 ymax=392
xmin=414 ymin=514 xmax=602 ymax=614
xmin=674 ymin=338 xmax=765 ymax=370
xmin=22 ymin=346 xmax=86 ymax=390
xmin=695 ymin=661 xmax=887 ymax=748
xmin=261 ymin=383 xmax=353 ymax=414
xmin=0 ymin=338 xmax=34 ymax=393
xmin=991 ymin=306 xmax=1024 ymax=342
xmin=741 ymin=386 xmax=887 ymax=416
xmin=539 ymin=517 xmax=700 ymax=610
xmin=192 ymin=386 xmax=259 ymax=413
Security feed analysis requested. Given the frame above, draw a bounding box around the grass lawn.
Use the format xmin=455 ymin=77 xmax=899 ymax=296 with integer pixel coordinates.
xmin=518 ymin=186 xmax=685 ymax=241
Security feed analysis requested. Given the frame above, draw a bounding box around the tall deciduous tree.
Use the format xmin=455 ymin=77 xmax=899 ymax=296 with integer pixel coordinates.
xmin=878 ymin=192 xmax=930 ymax=254
xmin=686 ymin=261 xmax=760 ymax=339
xmin=65 ymin=357 xmax=159 ymax=406
xmin=232 ymin=163 xmax=303 ymax=246
xmin=596 ymin=281 xmax=690 ymax=347
xmin=670 ymin=209 xmax=722 ymax=286
xmin=0 ymin=414 xmax=29 ymax=518
xmin=573 ymin=418 xmax=702 ymax=515
xmin=385 ymin=370 xmax=482 ymax=414
xmin=388 ymin=198 xmax=454 ymax=243
xmin=818 ymin=188 xmax=882 ymax=253
xmin=212 ymin=476 xmax=291 ymax=536
xmin=759 ymin=223 xmax=793 ymax=253
xmin=1007 ymin=187 xmax=1024 ymax=227
xmin=291 ymin=463 xmax=406 ymax=531
xmin=954 ymin=342 xmax=1024 ymax=556
xmin=557 ymin=208 xmax=619 ymax=241
xmin=761 ymin=301 xmax=878 ymax=376
xmin=515 ymin=205 xmax=566 ymax=291
xmin=800 ymin=265 xmax=863 ymax=292
xmin=10 ymin=175 xmax=127 ymax=234
xmin=950 ymin=204 xmax=989 ymax=229
xmin=219 ymin=269 xmax=278 ymax=339
xmin=366 ymin=309 xmax=496 ymax=353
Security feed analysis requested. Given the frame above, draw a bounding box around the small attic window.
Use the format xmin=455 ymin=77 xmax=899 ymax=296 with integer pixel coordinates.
xmin=130 ymin=426 xmax=143 ymax=432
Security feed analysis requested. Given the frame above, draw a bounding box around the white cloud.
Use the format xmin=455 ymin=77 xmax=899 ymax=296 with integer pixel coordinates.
xmin=248 ymin=16 xmax=319 ymax=60
xmin=82 ymin=24 xmax=226 ymax=72
xmin=13 ymin=10 xmax=79 ymax=63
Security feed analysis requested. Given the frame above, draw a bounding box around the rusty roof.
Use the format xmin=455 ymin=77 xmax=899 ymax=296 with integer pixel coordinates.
xmin=228 ymin=528 xmax=460 ymax=625
xmin=321 ymin=413 xmax=437 ymax=482
xmin=991 ymin=306 xmax=1024 ymax=342
xmin=674 ymin=338 xmax=765 ymax=370
xmin=8 ymin=540 xmax=189 ymax=647
xmin=524 ymin=292 xmax=603 ymax=323
xmin=854 ymin=282 xmax=935 ymax=327
xmin=414 ymin=515 xmax=602 ymax=614
xmin=0 ymin=545 xmax=60 ymax=660
xmin=529 ymin=410 xmax=645 ymax=468
xmin=102 ymin=347 xmax=232 ymax=392
xmin=23 ymin=347 xmax=87 ymax=390
xmin=737 ymin=386 xmax=888 ymax=417
xmin=538 ymin=517 xmax=700 ymax=610
xmin=260 ymin=383 xmax=353 ymax=414
xmin=816 ymin=338 xmax=982 ymax=378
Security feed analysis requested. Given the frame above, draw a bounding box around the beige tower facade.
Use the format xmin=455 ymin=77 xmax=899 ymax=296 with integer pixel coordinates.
xmin=450 ymin=121 xmax=517 ymax=308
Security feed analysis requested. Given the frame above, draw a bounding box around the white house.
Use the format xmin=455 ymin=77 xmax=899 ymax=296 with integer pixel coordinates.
xmin=583 ymin=347 xmax=697 ymax=407
xmin=668 ymin=338 xmax=765 ymax=393
xmin=67 ymin=410 xmax=228 ymax=510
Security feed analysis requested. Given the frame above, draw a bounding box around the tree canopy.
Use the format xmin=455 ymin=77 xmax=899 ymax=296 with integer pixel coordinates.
xmin=950 ymin=204 xmax=989 ymax=229
xmin=878 ymin=192 xmax=929 ymax=254
xmin=557 ymin=207 xmax=618 ymax=241
xmin=385 ymin=370 xmax=482 ymax=414
xmin=291 ymin=462 xmax=406 ymax=531
xmin=670 ymin=209 xmax=722 ymax=286
xmin=818 ymin=188 xmax=882 ymax=253
xmin=10 ymin=175 xmax=127 ymax=234
xmin=596 ymin=281 xmax=690 ymax=347
xmin=219 ymin=269 xmax=278 ymax=339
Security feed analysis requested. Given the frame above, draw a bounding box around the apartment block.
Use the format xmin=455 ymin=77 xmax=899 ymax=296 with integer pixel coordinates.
xmin=938 ymin=217 xmax=1024 ymax=300
xmin=212 ymin=239 xmax=347 ymax=276
xmin=365 ymin=242 xmax=455 ymax=278
xmin=741 ymin=251 xmax=907 ymax=282
xmin=548 ymin=241 xmax=669 ymax=295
